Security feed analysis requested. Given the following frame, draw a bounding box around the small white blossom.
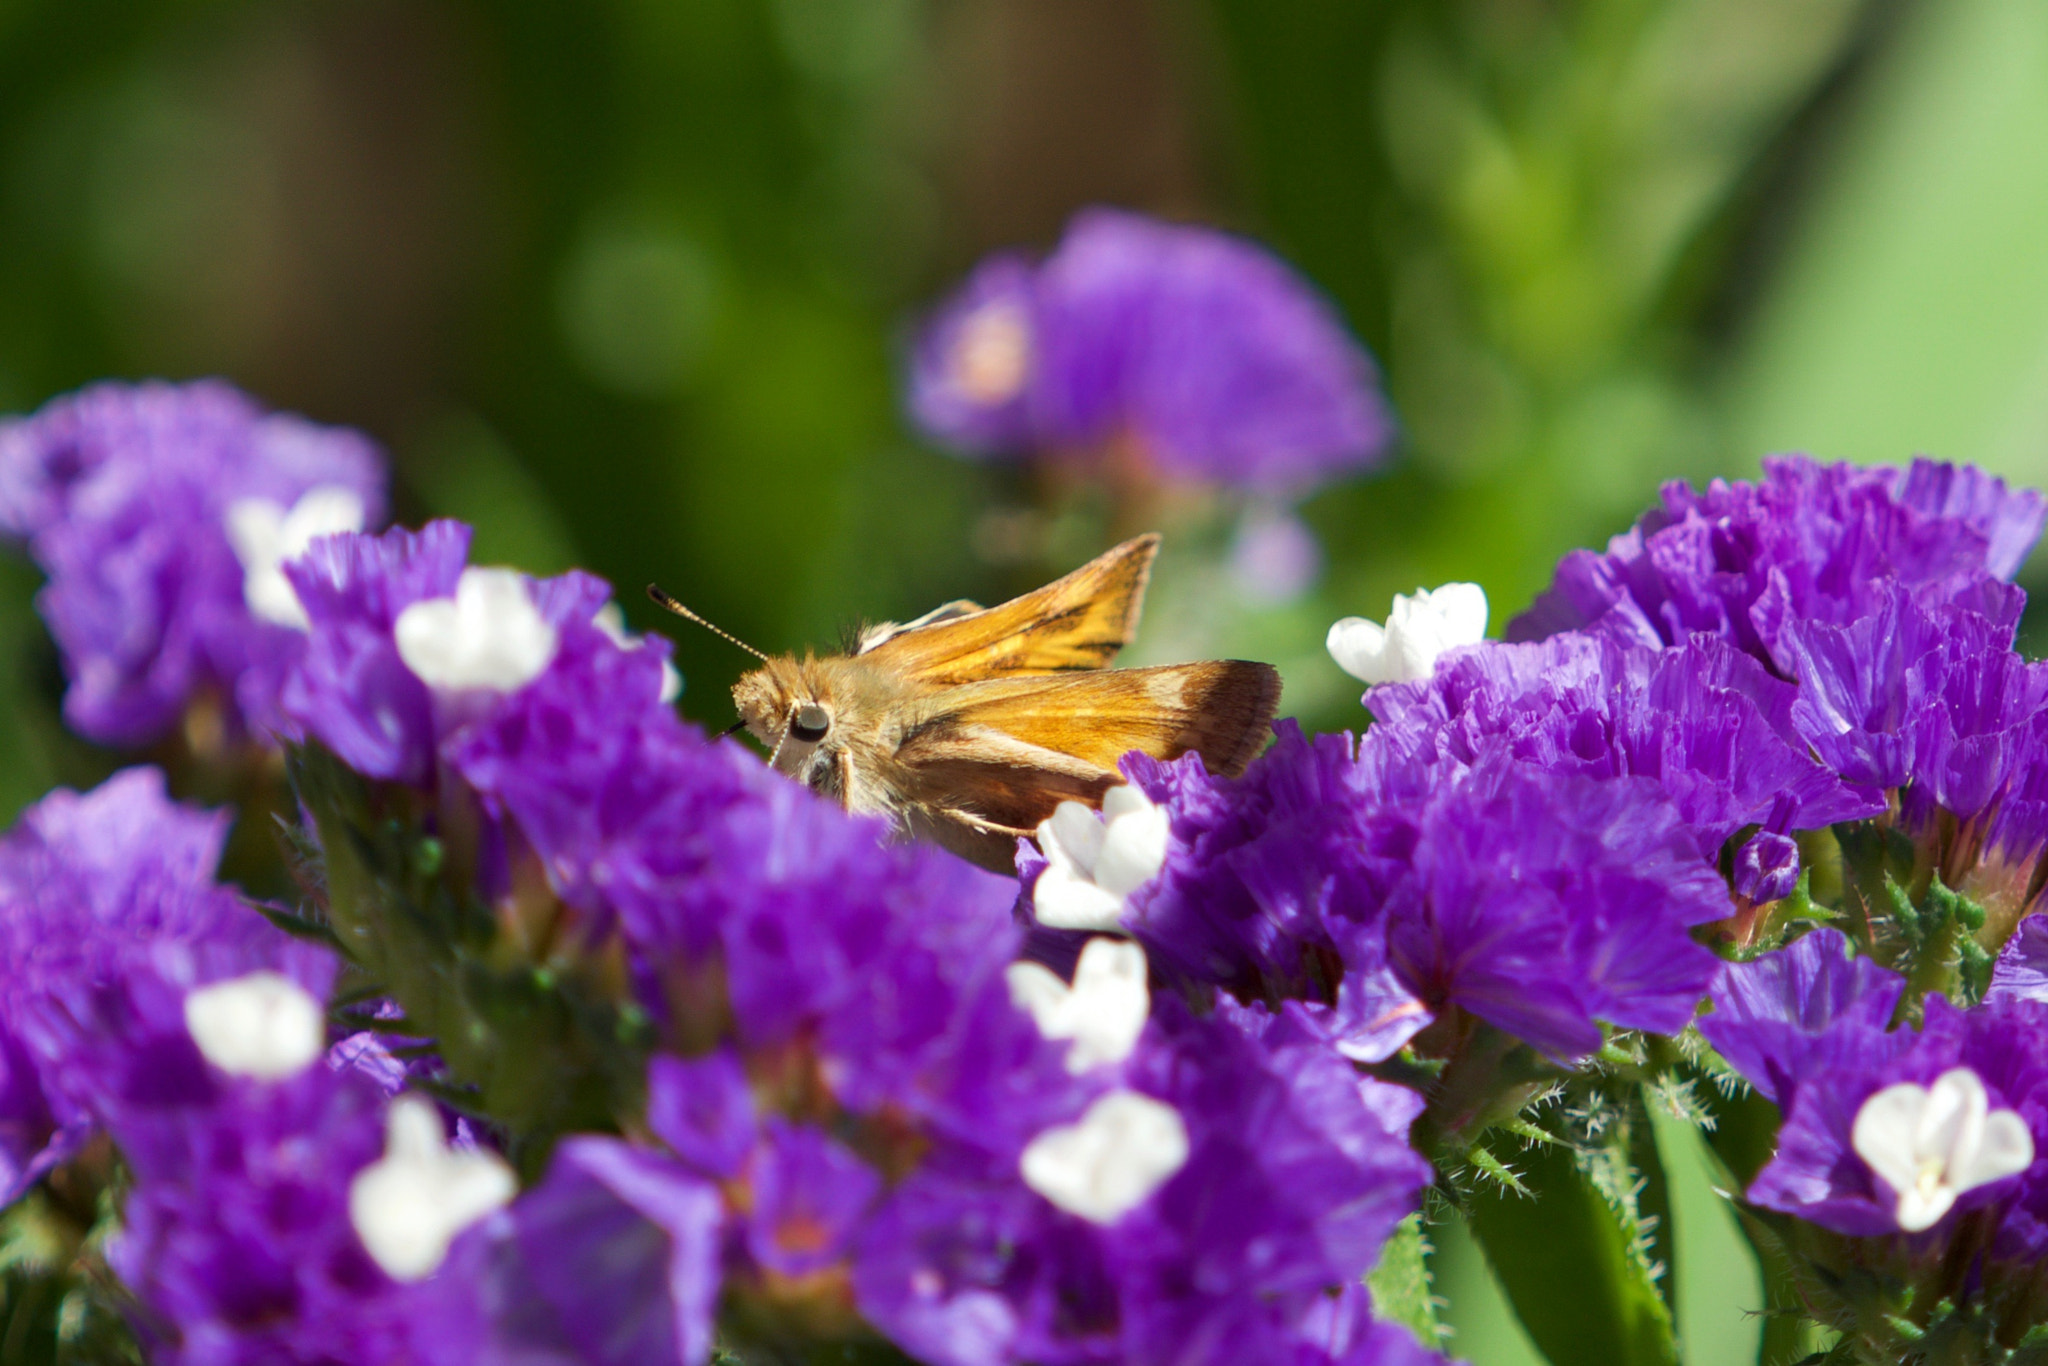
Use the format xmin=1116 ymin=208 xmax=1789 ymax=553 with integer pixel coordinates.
xmin=1020 ymin=1090 xmax=1188 ymax=1224
xmin=594 ymin=602 xmax=682 ymax=704
xmin=349 ymin=1095 xmax=516 ymax=1281
xmin=224 ymin=485 xmax=368 ymax=629
xmin=183 ymin=971 xmax=326 ymax=1081
xmin=1006 ymin=937 xmax=1149 ymax=1073
xmin=1032 ymin=786 xmax=1169 ymax=931
xmin=1852 ymin=1066 xmax=2034 ymax=1232
xmin=395 ymin=567 xmax=558 ymax=694
xmin=1327 ymin=582 xmax=1488 ymax=686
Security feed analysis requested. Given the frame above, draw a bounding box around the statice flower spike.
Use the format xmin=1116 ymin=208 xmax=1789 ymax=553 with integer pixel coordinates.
xmin=1006 ymin=936 xmax=1150 ymax=1072
xmin=1019 ymin=1089 xmax=1190 ymax=1224
xmin=349 ymin=1094 xmax=517 ymax=1281
xmin=1033 ymin=785 xmax=1169 ymax=931
xmin=182 ymin=971 xmax=326 ymax=1081
xmin=1328 ymin=583 xmax=1487 ymax=686
xmin=394 ymin=565 xmax=560 ymax=694
xmin=909 ymin=209 xmax=1394 ymax=494
xmin=1852 ymin=1067 xmax=2034 ymax=1232
xmin=0 ymin=379 xmax=388 ymax=744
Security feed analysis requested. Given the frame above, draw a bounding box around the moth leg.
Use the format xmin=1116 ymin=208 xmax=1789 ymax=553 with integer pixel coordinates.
xmin=938 ymin=808 xmax=1034 ymax=840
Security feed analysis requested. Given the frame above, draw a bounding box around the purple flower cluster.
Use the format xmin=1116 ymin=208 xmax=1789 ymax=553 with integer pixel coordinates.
xmin=224 ymin=519 xmax=1447 ymax=1362
xmin=1096 ymin=722 xmax=1738 ymax=1064
xmin=0 ymin=768 xmax=479 ymax=1364
xmin=452 ymin=993 xmax=1434 ymax=1365
xmin=1504 ymin=457 xmax=2048 ymax=930
xmin=908 ymin=209 xmax=1394 ymax=495
xmin=1053 ymin=457 xmax=2045 ymax=1079
xmin=1704 ymin=930 xmax=2048 ymax=1263
xmin=0 ymin=768 xmax=334 ymax=1202
xmin=0 ymin=380 xmax=388 ymax=745
xmin=1509 ymin=457 xmax=2042 ymax=664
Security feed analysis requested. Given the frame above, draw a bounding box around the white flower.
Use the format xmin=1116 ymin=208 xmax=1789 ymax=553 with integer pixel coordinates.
xmin=394 ymin=567 xmax=558 ymax=694
xmin=182 ymin=971 xmax=326 ymax=1081
xmin=1006 ymin=937 xmax=1149 ymax=1073
xmin=1852 ymin=1066 xmax=2034 ymax=1232
xmin=1020 ymin=1090 xmax=1188 ymax=1224
xmin=224 ymin=485 xmax=368 ymax=629
xmin=594 ymin=602 xmax=682 ymax=704
xmin=1032 ymin=786 xmax=1169 ymax=931
xmin=349 ymin=1095 xmax=517 ymax=1281
xmin=1327 ymin=582 xmax=1488 ymax=686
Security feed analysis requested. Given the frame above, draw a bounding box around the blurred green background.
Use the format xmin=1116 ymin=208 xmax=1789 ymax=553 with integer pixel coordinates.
xmin=1 ymin=1 xmax=2046 ymax=1361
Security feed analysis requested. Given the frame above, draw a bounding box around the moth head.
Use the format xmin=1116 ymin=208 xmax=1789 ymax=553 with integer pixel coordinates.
xmin=732 ymin=658 xmax=835 ymax=778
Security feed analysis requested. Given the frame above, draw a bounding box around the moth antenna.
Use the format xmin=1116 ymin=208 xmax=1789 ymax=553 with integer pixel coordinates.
xmin=645 ymin=584 xmax=768 ymax=661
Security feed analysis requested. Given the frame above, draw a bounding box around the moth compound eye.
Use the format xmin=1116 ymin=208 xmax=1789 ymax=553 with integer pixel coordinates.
xmin=789 ymin=703 xmax=831 ymax=744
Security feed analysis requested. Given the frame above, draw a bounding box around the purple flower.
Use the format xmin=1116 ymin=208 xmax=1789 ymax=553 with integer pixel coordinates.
xmin=1363 ymin=631 xmax=1882 ymax=862
xmin=0 ymin=768 xmax=332 ymax=1201
xmin=1370 ymin=758 xmax=1728 ymax=1060
xmin=853 ymin=997 xmax=1435 ymax=1366
xmin=907 ymin=253 xmax=1040 ymax=454
xmin=1989 ymin=916 xmax=2048 ymax=1007
xmin=1744 ymin=996 xmax=2048 ymax=1245
xmin=1734 ymin=831 xmax=1801 ymax=902
xmin=1777 ymin=585 xmax=2048 ymax=819
xmin=282 ymin=522 xmax=677 ymax=797
xmin=1699 ymin=929 xmax=1907 ymax=1108
xmin=0 ymin=380 xmax=387 ymax=745
xmin=908 ymin=209 xmax=1394 ymax=495
xmin=1508 ymin=457 xmax=2042 ymax=670
xmin=432 ymin=1136 xmax=725 ymax=1366
xmin=746 ymin=1121 xmax=885 ymax=1278
xmin=105 ymin=1066 xmax=447 ymax=1366
xmin=1104 ymin=727 xmax=1729 ymax=1064
xmin=645 ymin=1049 xmax=758 ymax=1181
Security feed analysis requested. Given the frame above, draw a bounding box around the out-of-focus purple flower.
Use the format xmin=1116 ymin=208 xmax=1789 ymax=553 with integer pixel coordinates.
xmin=105 ymin=1067 xmax=451 ymax=1366
xmin=283 ymin=522 xmax=676 ymax=799
xmin=1288 ymin=1286 xmax=1455 ymax=1365
xmin=0 ymin=768 xmax=332 ymax=1202
xmin=432 ymin=1136 xmax=724 ymax=1366
xmin=281 ymin=521 xmax=471 ymax=782
xmin=0 ymin=380 xmax=387 ymax=745
xmin=907 ymin=253 xmax=1040 ymax=455
xmin=908 ymin=209 xmax=1394 ymax=496
xmin=1699 ymin=929 xmax=1907 ymax=1108
xmin=854 ymin=997 xmax=1435 ymax=1366
xmin=1230 ymin=503 xmax=1325 ymax=604
xmin=645 ymin=1049 xmax=758 ymax=1181
xmin=746 ymin=1121 xmax=884 ymax=1278
xmin=1508 ymin=457 xmax=2043 ymax=670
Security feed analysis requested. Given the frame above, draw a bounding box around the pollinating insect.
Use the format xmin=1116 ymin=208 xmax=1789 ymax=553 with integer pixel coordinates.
xmin=649 ymin=534 xmax=1281 ymax=872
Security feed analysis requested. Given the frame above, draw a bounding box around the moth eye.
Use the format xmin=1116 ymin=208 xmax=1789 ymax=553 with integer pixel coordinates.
xmin=789 ymin=703 xmax=831 ymax=744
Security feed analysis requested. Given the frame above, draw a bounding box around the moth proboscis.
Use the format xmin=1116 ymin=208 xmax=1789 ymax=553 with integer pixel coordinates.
xmin=647 ymin=534 xmax=1281 ymax=872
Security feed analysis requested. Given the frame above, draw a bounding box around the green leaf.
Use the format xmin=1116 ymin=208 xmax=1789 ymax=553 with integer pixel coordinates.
xmin=1465 ymin=1116 xmax=1681 ymax=1366
xmin=1368 ymin=1213 xmax=1447 ymax=1350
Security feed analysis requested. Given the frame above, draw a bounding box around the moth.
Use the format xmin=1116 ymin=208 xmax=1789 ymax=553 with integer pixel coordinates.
xmin=648 ymin=534 xmax=1281 ymax=872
